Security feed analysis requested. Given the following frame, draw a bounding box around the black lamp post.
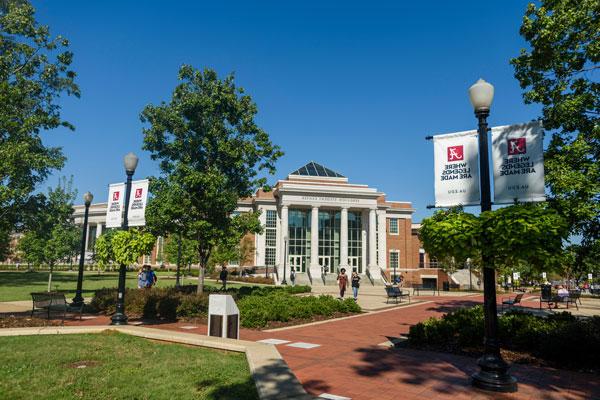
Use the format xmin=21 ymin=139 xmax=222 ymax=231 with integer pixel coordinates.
xmin=72 ymin=191 xmax=93 ymax=307
xmin=468 ymin=79 xmax=517 ymax=392
xmin=281 ymin=235 xmax=288 ymax=285
xmin=110 ymin=152 xmax=139 ymax=326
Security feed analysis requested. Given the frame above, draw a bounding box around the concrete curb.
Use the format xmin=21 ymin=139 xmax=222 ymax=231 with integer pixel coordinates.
xmin=0 ymin=325 xmax=313 ymax=400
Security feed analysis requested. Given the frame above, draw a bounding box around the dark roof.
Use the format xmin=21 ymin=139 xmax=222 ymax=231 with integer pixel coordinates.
xmin=290 ymin=161 xmax=345 ymax=178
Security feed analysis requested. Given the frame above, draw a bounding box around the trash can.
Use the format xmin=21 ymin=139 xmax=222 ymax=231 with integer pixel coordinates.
xmin=443 ymin=281 xmax=450 ymax=291
xmin=208 ymin=294 xmax=239 ymax=339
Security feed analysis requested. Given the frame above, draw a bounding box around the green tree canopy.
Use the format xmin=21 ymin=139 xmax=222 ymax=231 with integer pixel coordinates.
xmin=511 ymin=0 xmax=599 ymax=262
xmin=0 ymin=1 xmax=79 ymax=258
xmin=141 ymin=66 xmax=281 ymax=293
xmin=94 ymin=229 xmax=155 ymax=269
xmin=419 ymin=204 xmax=569 ymax=274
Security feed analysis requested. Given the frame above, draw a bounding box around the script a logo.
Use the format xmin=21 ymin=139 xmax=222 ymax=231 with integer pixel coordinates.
xmin=508 ymin=138 xmax=526 ymax=155
xmin=135 ymin=188 xmax=143 ymax=199
xmin=112 ymin=191 xmax=120 ymax=201
xmin=447 ymin=145 xmax=464 ymax=162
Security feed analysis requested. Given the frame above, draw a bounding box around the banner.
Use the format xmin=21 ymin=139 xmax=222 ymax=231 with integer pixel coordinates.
xmin=433 ymin=130 xmax=480 ymax=207
xmin=106 ymin=183 xmax=125 ymax=228
xmin=127 ymin=179 xmax=149 ymax=227
xmin=492 ymin=121 xmax=545 ymax=204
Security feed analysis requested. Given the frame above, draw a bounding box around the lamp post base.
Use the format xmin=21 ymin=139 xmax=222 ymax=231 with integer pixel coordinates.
xmin=110 ymin=313 xmax=128 ymax=326
xmin=471 ymin=354 xmax=517 ymax=393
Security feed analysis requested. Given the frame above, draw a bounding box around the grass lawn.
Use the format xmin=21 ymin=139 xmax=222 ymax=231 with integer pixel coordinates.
xmin=0 ymin=271 xmax=267 ymax=302
xmin=0 ymin=331 xmax=258 ymax=400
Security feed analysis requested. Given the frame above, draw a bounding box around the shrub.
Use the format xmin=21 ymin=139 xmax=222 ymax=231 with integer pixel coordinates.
xmin=408 ymin=306 xmax=600 ymax=370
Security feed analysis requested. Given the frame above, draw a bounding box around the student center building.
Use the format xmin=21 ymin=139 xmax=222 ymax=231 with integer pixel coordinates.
xmin=73 ymin=162 xmax=448 ymax=288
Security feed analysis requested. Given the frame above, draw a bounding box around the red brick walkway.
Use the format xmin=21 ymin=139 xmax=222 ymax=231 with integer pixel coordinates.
xmin=64 ymin=296 xmax=599 ymax=400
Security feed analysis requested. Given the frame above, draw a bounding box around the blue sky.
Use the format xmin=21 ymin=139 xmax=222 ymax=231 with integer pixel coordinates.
xmin=35 ymin=1 xmax=540 ymax=222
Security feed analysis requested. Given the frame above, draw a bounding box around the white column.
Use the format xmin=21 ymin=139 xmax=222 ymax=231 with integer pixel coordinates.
xmin=310 ymin=206 xmax=319 ymax=268
xmin=256 ymin=207 xmax=267 ymax=266
xmin=361 ymin=209 xmax=367 ymax=274
xmin=84 ymin=223 xmax=90 ymax=252
xmin=96 ymin=223 xmax=103 ymax=238
xmin=280 ymin=205 xmax=289 ymax=269
xmin=340 ymin=207 xmax=348 ymax=269
xmin=368 ymin=209 xmax=377 ymax=267
xmin=377 ymin=210 xmax=387 ymax=269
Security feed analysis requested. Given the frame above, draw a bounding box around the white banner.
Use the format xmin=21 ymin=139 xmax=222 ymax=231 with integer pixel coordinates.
xmin=433 ymin=130 xmax=480 ymax=207
xmin=127 ymin=179 xmax=149 ymax=227
xmin=492 ymin=121 xmax=545 ymax=204
xmin=106 ymin=183 xmax=125 ymax=228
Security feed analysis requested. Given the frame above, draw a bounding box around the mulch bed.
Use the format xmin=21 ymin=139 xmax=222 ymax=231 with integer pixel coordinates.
xmin=0 ymin=316 xmax=62 ymax=328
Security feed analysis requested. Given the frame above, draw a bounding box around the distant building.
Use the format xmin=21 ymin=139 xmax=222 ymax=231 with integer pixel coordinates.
xmin=72 ymin=162 xmax=449 ymax=288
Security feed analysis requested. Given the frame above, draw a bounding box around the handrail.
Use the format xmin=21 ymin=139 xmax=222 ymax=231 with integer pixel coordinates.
xmin=365 ymin=268 xmax=375 ymax=286
xmin=380 ymin=267 xmax=390 ymax=285
xmin=306 ymin=266 xmax=313 ymax=285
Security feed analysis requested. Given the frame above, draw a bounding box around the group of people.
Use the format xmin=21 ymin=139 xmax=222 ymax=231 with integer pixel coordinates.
xmin=335 ymin=268 xmax=361 ymax=301
xmin=137 ymin=265 xmax=157 ymax=289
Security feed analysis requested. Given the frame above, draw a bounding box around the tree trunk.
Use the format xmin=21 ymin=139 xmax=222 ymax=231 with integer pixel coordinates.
xmin=47 ymin=263 xmax=54 ymax=292
xmin=197 ymin=264 xmax=205 ymax=294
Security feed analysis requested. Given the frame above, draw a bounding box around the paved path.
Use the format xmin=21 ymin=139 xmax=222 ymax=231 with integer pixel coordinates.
xmin=4 ymin=294 xmax=600 ymax=399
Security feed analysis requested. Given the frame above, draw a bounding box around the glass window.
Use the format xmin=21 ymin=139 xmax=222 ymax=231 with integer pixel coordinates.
xmin=266 ymin=210 xmax=277 ymax=228
xmin=265 ymin=247 xmax=276 ymax=266
xmin=347 ymin=211 xmax=362 ymax=273
xmin=389 ymin=218 xmax=399 ymax=234
xmin=318 ymin=210 xmax=340 ymax=272
xmin=390 ymin=251 xmax=399 ymax=269
xmin=419 ymin=252 xmax=425 ymax=268
xmin=265 ymin=229 xmax=277 ymax=247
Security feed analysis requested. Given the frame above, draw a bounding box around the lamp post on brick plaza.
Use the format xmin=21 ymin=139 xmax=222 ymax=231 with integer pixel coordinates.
xmin=468 ymin=79 xmax=517 ymax=392
xmin=71 ymin=191 xmax=93 ymax=307
xmin=110 ymin=152 xmax=139 ymax=326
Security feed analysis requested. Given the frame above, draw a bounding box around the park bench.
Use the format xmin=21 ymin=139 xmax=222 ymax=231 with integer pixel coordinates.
xmin=539 ymin=286 xmax=579 ymax=310
xmin=501 ymin=293 xmax=524 ymax=312
xmin=31 ymin=292 xmax=83 ymax=321
xmin=412 ymin=284 xmax=439 ymax=296
xmin=385 ymin=286 xmax=411 ymax=304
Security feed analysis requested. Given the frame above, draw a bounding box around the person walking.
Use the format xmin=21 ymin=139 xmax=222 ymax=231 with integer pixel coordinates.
xmin=219 ymin=266 xmax=228 ymax=291
xmin=351 ymin=271 xmax=360 ymax=301
xmin=337 ymin=268 xmax=348 ymax=299
xmin=146 ymin=265 xmax=157 ymax=288
xmin=290 ymin=269 xmax=296 ymax=286
xmin=137 ymin=267 xmax=147 ymax=289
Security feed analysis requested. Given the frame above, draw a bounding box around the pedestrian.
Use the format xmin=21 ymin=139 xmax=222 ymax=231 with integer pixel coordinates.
xmin=137 ymin=266 xmax=147 ymax=289
xmin=351 ymin=271 xmax=360 ymax=301
xmin=337 ymin=268 xmax=348 ymax=299
xmin=290 ymin=269 xmax=296 ymax=286
xmin=219 ymin=266 xmax=228 ymax=291
xmin=145 ymin=265 xmax=157 ymax=288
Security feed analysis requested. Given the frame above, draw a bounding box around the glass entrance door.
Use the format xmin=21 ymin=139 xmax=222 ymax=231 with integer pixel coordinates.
xmin=289 ymin=255 xmax=306 ymax=272
xmin=319 ymin=256 xmax=335 ymax=273
xmin=348 ymin=256 xmax=362 ymax=273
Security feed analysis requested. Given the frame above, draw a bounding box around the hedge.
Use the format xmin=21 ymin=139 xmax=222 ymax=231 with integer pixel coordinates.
xmin=408 ymin=305 xmax=600 ymax=370
xmin=90 ymin=284 xmax=321 ymax=326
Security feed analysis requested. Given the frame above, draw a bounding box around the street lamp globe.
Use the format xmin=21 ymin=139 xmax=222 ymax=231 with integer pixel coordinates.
xmin=83 ymin=191 xmax=93 ymax=206
xmin=468 ymin=78 xmax=494 ymax=112
xmin=123 ymin=152 xmax=139 ymax=173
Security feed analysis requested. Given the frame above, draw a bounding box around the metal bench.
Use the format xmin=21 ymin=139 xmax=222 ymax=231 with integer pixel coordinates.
xmin=501 ymin=293 xmax=524 ymax=312
xmin=31 ymin=292 xmax=83 ymax=321
xmin=385 ymin=286 xmax=411 ymax=304
xmin=412 ymin=284 xmax=439 ymax=296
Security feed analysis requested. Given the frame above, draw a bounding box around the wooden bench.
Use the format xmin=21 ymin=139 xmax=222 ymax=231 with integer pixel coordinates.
xmin=385 ymin=286 xmax=410 ymax=304
xmin=31 ymin=292 xmax=83 ymax=321
xmin=501 ymin=293 xmax=524 ymax=312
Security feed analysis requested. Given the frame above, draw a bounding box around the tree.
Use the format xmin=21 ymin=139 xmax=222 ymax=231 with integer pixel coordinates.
xmin=0 ymin=1 xmax=79 ymax=258
xmin=163 ymin=235 xmax=199 ymax=272
xmin=94 ymin=229 xmax=155 ymax=270
xmin=142 ymin=66 xmax=281 ymax=293
xmin=419 ymin=204 xmax=569 ymax=276
xmin=511 ymin=0 xmax=599 ymax=264
xmin=17 ymin=177 xmax=79 ymax=290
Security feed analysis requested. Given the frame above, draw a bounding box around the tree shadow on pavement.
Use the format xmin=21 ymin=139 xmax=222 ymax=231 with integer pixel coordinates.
xmin=351 ymin=345 xmax=600 ymax=399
